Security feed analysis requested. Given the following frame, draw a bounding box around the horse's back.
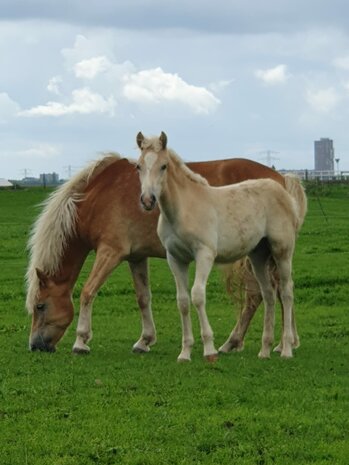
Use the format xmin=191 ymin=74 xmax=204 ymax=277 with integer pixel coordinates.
xmin=188 ymin=158 xmax=285 ymax=187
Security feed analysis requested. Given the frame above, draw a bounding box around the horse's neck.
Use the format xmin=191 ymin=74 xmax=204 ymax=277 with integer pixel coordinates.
xmin=52 ymin=238 xmax=89 ymax=288
xmin=159 ymin=160 xmax=200 ymax=223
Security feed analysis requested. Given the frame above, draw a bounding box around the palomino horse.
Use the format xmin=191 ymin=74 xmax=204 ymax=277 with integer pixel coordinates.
xmin=136 ymin=132 xmax=307 ymax=361
xmin=26 ymin=149 xmax=291 ymax=354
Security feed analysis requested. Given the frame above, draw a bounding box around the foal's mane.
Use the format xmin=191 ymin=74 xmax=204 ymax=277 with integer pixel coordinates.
xmin=25 ymin=152 xmax=122 ymax=313
xmin=142 ymin=136 xmax=208 ymax=186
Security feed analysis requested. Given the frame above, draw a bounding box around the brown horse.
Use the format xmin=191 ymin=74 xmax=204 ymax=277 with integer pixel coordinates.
xmin=26 ymin=152 xmax=288 ymax=354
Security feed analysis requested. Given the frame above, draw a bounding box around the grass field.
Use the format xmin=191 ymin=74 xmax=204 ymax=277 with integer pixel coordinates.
xmin=0 ymin=184 xmax=349 ymax=465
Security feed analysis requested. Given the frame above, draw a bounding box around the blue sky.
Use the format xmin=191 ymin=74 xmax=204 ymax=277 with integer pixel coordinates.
xmin=1 ymin=0 xmax=349 ymax=179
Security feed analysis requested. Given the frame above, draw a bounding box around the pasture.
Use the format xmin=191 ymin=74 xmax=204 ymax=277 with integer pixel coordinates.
xmin=0 ymin=184 xmax=348 ymax=465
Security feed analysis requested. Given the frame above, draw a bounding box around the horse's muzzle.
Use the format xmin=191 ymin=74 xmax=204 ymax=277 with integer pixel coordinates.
xmin=140 ymin=194 xmax=156 ymax=211
xmin=29 ymin=338 xmax=56 ymax=353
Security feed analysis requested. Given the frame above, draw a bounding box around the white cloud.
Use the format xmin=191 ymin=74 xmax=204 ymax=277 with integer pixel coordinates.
xmin=0 ymin=92 xmax=20 ymax=121
xmin=19 ymin=87 xmax=116 ymax=117
xmin=47 ymin=76 xmax=63 ymax=95
xmin=333 ymin=55 xmax=349 ymax=70
xmin=255 ymin=64 xmax=289 ymax=85
xmin=74 ymin=56 xmax=112 ymax=79
xmin=14 ymin=144 xmax=60 ymax=158
xmin=209 ymin=79 xmax=234 ymax=93
xmin=123 ymin=67 xmax=220 ymax=114
xmin=306 ymin=87 xmax=339 ymax=113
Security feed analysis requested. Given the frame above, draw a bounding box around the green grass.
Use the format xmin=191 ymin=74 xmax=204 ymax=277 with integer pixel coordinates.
xmin=0 ymin=186 xmax=349 ymax=465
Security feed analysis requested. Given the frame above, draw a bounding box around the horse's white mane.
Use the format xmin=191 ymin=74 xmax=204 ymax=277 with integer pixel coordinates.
xmin=25 ymin=152 xmax=121 ymax=313
xmin=142 ymin=136 xmax=208 ymax=186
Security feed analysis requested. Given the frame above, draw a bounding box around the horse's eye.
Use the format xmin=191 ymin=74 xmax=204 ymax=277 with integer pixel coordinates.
xmin=36 ymin=303 xmax=45 ymax=311
xmin=136 ymin=164 xmax=141 ymax=171
xmin=161 ymin=164 xmax=167 ymax=171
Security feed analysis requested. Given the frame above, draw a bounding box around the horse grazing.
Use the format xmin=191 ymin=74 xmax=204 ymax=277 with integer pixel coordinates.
xmin=136 ymin=131 xmax=307 ymax=361
xmin=26 ymin=146 xmax=294 ymax=355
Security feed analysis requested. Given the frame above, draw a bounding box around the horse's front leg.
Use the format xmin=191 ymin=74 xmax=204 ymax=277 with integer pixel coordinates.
xmin=72 ymin=244 xmax=125 ymax=354
xmin=191 ymin=249 xmax=217 ymax=361
xmin=167 ymin=253 xmax=193 ymax=362
xmin=129 ymin=259 xmax=156 ymax=353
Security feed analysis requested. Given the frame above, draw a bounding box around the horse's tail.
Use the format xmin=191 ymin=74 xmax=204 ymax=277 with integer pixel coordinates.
xmin=283 ymin=174 xmax=307 ymax=231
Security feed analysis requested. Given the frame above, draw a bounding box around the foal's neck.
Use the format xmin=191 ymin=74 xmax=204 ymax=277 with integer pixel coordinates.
xmin=159 ymin=158 xmax=203 ymax=222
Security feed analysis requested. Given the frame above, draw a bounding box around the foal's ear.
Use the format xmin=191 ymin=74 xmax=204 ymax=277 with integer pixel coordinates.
xmin=136 ymin=132 xmax=144 ymax=149
xmin=36 ymin=268 xmax=49 ymax=289
xmin=159 ymin=131 xmax=167 ymax=149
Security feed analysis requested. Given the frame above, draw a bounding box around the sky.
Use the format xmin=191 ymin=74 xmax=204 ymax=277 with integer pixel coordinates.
xmin=1 ymin=0 xmax=349 ymax=179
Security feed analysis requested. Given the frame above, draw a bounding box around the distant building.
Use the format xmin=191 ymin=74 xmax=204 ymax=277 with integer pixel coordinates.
xmin=314 ymin=138 xmax=334 ymax=172
xmin=39 ymin=172 xmax=59 ymax=185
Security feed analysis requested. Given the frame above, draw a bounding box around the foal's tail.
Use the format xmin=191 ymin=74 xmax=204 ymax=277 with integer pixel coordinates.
xmin=283 ymin=174 xmax=307 ymax=231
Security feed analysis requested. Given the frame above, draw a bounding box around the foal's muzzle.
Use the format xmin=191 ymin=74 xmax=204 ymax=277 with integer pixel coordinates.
xmin=140 ymin=194 xmax=156 ymax=211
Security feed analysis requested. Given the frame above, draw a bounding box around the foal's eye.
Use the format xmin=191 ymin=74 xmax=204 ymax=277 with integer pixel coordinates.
xmin=160 ymin=164 xmax=167 ymax=171
xmin=36 ymin=303 xmax=45 ymax=311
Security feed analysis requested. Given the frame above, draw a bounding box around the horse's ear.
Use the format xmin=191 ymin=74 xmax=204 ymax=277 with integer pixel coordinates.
xmin=36 ymin=268 xmax=49 ymax=289
xmin=160 ymin=131 xmax=167 ymax=149
xmin=136 ymin=132 xmax=144 ymax=149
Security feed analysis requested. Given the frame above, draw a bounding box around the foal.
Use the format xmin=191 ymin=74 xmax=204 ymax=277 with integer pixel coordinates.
xmin=136 ymin=132 xmax=306 ymax=361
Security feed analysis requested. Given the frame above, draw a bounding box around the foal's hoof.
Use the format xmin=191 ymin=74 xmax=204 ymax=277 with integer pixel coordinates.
xmin=280 ymin=351 xmax=293 ymax=359
xmin=273 ymin=343 xmax=282 ymax=353
xmin=72 ymin=346 xmax=90 ymax=355
xmin=258 ymin=351 xmax=270 ymax=360
xmin=205 ymin=353 xmax=219 ymax=363
xmin=132 ymin=344 xmax=150 ymax=354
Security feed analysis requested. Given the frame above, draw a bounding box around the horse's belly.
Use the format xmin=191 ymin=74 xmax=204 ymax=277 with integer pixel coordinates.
xmin=216 ymin=230 xmax=262 ymax=263
xmin=165 ymin=236 xmax=195 ymax=262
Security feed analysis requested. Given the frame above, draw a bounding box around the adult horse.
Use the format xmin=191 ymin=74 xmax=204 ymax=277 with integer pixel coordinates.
xmin=27 ymin=148 xmax=291 ymax=354
xmin=136 ymin=132 xmax=307 ymax=361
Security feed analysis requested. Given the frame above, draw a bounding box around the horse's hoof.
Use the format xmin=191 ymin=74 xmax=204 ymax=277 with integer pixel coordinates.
xmin=132 ymin=344 xmax=150 ymax=354
xmin=258 ymin=351 xmax=270 ymax=359
xmin=273 ymin=344 xmax=282 ymax=353
xmin=177 ymin=356 xmax=191 ymax=363
xmin=280 ymin=351 xmax=293 ymax=359
xmin=205 ymin=353 xmax=219 ymax=363
xmin=72 ymin=346 xmax=90 ymax=355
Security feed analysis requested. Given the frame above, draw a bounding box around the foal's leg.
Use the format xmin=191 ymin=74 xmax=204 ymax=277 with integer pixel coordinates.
xmin=72 ymin=244 xmax=125 ymax=354
xmin=191 ymin=249 xmax=217 ymax=361
xmin=167 ymin=254 xmax=193 ymax=362
xmin=129 ymin=259 xmax=156 ymax=353
xmin=273 ymin=295 xmax=300 ymax=353
xmin=248 ymin=253 xmax=277 ymax=359
xmin=273 ymin=255 xmax=294 ymax=358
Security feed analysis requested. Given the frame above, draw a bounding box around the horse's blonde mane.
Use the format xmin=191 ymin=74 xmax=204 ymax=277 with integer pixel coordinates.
xmin=25 ymin=152 xmax=122 ymax=313
xmin=142 ymin=136 xmax=208 ymax=186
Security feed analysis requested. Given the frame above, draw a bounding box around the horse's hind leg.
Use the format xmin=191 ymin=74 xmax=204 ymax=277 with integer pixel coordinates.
xmin=248 ymin=252 xmax=277 ymax=359
xmin=129 ymin=259 xmax=156 ymax=353
xmin=273 ymin=294 xmax=299 ymax=353
xmin=72 ymin=244 xmax=125 ymax=354
xmin=273 ymin=255 xmax=294 ymax=358
xmin=219 ymin=259 xmax=263 ymax=353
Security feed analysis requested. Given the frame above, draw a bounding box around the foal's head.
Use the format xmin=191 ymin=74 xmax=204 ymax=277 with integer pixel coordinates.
xmin=136 ymin=131 xmax=169 ymax=211
xmin=29 ymin=269 xmax=74 ymax=352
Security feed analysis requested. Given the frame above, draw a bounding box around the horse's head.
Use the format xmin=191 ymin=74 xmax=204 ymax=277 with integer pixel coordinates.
xmin=136 ymin=131 xmax=169 ymax=211
xmin=29 ymin=268 xmax=74 ymax=352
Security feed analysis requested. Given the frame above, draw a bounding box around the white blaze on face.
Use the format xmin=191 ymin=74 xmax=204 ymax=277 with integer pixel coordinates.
xmin=141 ymin=151 xmax=159 ymax=203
